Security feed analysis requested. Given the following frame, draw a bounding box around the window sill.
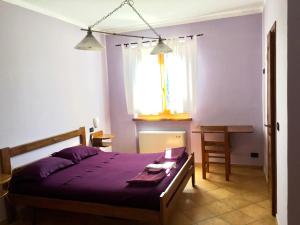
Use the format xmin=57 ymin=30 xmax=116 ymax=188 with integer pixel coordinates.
xmin=132 ymin=113 xmax=192 ymax=122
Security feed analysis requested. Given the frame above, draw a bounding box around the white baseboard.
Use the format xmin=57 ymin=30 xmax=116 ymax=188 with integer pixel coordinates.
xmin=276 ymin=214 xmax=280 ymax=225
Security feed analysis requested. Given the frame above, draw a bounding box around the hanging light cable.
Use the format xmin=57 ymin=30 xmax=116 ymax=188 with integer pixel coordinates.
xmin=74 ymin=0 xmax=172 ymax=54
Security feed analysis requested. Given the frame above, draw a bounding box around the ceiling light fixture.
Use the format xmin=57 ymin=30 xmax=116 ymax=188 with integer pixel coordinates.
xmin=75 ymin=28 xmax=104 ymax=51
xmin=75 ymin=0 xmax=172 ymax=55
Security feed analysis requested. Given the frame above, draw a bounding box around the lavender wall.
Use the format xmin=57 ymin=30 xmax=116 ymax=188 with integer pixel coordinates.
xmin=0 ymin=1 xmax=110 ymax=222
xmin=106 ymin=14 xmax=263 ymax=165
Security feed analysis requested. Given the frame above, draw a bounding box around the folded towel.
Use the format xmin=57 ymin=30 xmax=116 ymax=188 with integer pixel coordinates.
xmin=127 ymin=171 xmax=166 ymax=186
xmin=146 ymin=161 xmax=176 ymax=170
xmin=145 ymin=168 xmax=165 ymax=174
xmin=155 ymin=147 xmax=186 ymax=163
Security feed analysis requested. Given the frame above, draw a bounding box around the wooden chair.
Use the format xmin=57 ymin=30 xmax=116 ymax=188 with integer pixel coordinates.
xmin=200 ymin=126 xmax=231 ymax=181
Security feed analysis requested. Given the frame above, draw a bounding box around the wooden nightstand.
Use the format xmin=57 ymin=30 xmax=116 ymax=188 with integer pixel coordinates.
xmin=90 ymin=131 xmax=114 ymax=148
xmin=0 ymin=173 xmax=11 ymax=198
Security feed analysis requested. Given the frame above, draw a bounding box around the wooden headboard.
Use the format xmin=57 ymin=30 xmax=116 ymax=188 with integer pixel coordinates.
xmin=0 ymin=127 xmax=86 ymax=175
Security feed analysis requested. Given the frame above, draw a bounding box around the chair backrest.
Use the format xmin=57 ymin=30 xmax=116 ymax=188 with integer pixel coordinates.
xmin=200 ymin=126 xmax=229 ymax=150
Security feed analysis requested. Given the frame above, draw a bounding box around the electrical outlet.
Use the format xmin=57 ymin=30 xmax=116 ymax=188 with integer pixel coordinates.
xmin=250 ymin=152 xmax=259 ymax=158
xmin=89 ymin=127 xmax=94 ymax=133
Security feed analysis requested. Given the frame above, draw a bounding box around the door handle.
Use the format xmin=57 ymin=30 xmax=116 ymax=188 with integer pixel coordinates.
xmin=264 ymin=124 xmax=272 ymax=128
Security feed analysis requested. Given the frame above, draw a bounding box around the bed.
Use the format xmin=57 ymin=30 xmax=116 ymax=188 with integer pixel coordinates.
xmin=0 ymin=127 xmax=195 ymax=225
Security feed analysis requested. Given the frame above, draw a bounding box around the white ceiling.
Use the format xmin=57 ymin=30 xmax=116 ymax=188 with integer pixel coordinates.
xmin=4 ymin=0 xmax=264 ymax=32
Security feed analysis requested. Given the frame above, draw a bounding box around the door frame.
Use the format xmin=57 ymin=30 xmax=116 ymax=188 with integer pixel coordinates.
xmin=267 ymin=22 xmax=277 ymax=216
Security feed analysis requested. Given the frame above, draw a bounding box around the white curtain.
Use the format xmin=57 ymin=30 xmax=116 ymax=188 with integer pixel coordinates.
xmin=122 ymin=38 xmax=197 ymax=115
xmin=164 ymin=38 xmax=198 ymax=114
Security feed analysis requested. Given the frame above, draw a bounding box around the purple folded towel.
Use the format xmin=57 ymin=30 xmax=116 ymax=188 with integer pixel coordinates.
xmin=127 ymin=171 xmax=166 ymax=186
xmin=127 ymin=147 xmax=185 ymax=186
xmin=155 ymin=147 xmax=186 ymax=163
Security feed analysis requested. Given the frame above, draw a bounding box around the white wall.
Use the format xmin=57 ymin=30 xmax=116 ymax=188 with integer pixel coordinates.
xmin=0 ymin=1 xmax=110 ymax=222
xmin=262 ymin=0 xmax=287 ymax=225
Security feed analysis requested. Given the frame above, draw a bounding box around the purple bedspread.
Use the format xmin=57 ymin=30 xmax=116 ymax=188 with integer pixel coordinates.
xmin=10 ymin=151 xmax=188 ymax=211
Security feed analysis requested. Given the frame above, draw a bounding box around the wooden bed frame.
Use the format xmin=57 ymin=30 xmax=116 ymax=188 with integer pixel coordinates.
xmin=0 ymin=127 xmax=195 ymax=225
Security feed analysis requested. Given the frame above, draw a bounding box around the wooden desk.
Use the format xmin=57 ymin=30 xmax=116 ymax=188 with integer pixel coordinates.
xmin=192 ymin=125 xmax=254 ymax=134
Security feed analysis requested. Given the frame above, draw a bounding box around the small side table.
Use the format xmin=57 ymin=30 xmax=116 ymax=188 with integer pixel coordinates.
xmin=0 ymin=173 xmax=11 ymax=198
xmin=90 ymin=131 xmax=114 ymax=148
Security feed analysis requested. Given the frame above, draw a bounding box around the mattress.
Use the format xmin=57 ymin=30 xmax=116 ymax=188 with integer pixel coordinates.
xmin=10 ymin=151 xmax=188 ymax=211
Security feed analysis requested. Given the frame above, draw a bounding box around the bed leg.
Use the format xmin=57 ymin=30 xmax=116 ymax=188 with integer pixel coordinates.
xmin=160 ymin=214 xmax=168 ymax=225
xmin=160 ymin=197 xmax=168 ymax=225
xmin=31 ymin=208 xmax=37 ymax=225
xmin=191 ymin=153 xmax=196 ymax=187
xmin=192 ymin=169 xmax=196 ymax=188
xmin=5 ymin=197 xmax=17 ymax=223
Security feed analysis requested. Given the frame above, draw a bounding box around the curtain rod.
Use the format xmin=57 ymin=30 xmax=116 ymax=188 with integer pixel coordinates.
xmin=115 ymin=33 xmax=204 ymax=47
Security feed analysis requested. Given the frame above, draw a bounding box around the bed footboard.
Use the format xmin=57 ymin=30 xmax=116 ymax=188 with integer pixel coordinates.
xmin=159 ymin=153 xmax=195 ymax=225
xmin=8 ymin=194 xmax=161 ymax=224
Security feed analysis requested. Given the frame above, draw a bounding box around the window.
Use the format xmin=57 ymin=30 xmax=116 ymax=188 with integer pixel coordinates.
xmin=122 ymin=38 xmax=197 ymax=120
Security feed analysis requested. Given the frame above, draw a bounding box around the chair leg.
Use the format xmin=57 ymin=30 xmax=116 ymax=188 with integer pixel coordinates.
xmin=202 ymin=163 xmax=206 ymax=179
xmin=206 ymin=153 xmax=209 ymax=173
xmin=229 ymin=153 xmax=231 ymax=174
xmin=228 ymin=134 xmax=231 ymax=175
xmin=202 ymin=151 xmax=206 ymax=179
xmin=225 ymin=153 xmax=229 ymax=181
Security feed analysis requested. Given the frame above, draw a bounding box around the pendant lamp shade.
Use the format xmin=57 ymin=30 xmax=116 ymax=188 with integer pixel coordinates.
xmin=75 ymin=29 xmax=103 ymax=51
xmin=150 ymin=37 xmax=172 ymax=55
xmin=75 ymin=1 xmax=173 ymax=54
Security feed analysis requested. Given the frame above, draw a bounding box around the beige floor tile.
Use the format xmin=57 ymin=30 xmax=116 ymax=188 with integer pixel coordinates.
xmin=205 ymin=173 xmax=229 ymax=183
xmin=220 ymin=210 xmax=256 ymax=225
xmin=196 ymin=217 xmax=231 ymax=225
xmin=228 ymin=174 xmax=254 ymax=184
xmin=240 ymin=180 xmax=269 ymax=194
xmin=196 ymin=180 xmax=220 ymax=192
xmin=257 ymin=199 xmax=272 ymax=209
xmin=240 ymin=191 xmax=269 ymax=203
xmin=207 ymin=166 xmax=226 ymax=175
xmin=176 ymin=195 xmax=201 ymax=210
xmin=183 ymin=206 xmax=216 ymax=223
xmin=187 ymin=191 xmax=218 ymax=206
xmin=223 ymin=185 xmax=248 ymax=195
xmin=232 ymin=166 xmax=264 ymax=177
xmin=220 ymin=196 xmax=252 ymax=209
xmin=168 ymin=212 xmax=193 ymax=225
xmin=239 ymin=204 xmax=270 ymax=219
xmin=247 ymin=216 xmax=277 ymax=225
xmin=205 ymin=201 xmax=233 ymax=215
xmin=207 ymin=188 xmax=234 ymax=200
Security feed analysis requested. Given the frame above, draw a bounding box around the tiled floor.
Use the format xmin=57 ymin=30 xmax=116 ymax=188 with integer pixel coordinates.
xmin=14 ymin=165 xmax=276 ymax=225
xmin=172 ymin=165 xmax=276 ymax=225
